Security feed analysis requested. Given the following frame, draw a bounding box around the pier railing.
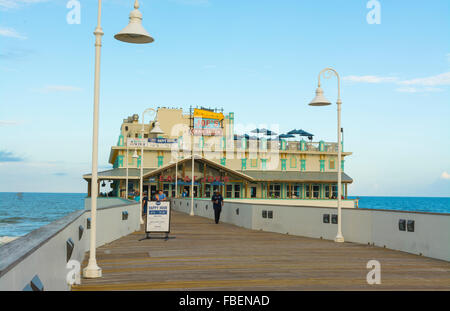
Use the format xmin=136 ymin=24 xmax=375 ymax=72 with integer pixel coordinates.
xmin=0 ymin=198 xmax=140 ymax=291
xmin=172 ymin=198 xmax=450 ymax=262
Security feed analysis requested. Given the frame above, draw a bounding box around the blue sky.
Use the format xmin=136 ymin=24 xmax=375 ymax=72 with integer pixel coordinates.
xmin=0 ymin=0 xmax=449 ymax=196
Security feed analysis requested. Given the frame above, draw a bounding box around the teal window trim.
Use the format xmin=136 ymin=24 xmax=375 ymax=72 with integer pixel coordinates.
xmin=341 ymin=160 xmax=345 ymax=170
xmin=320 ymin=159 xmax=325 ymax=172
xmin=281 ymin=159 xmax=287 ymax=171
xmin=157 ymin=155 xmax=164 ymax=167
xmin=137 ymin=156 xmax=141 ymax=168
xmin=241 ymin=158 xmax=247 ymax=170
xmin=300 ymin=159 xmax=306 ymax=171
xmin=118 ymin=155 xmax=124 ymax=168
xmin=281 ymin=139 xmax=286 ymax=151
xmin=221 ymin=157 xmax=226 ymax=166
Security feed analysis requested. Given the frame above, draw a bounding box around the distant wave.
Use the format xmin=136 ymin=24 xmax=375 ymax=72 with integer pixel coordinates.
xmin=0 ymin=217 xmax=25 ymax=224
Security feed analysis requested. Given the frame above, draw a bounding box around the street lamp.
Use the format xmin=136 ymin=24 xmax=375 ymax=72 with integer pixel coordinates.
xmin=125 ymin=133 xmax=131 ymax=200
xmin=308 ymin=67 xmax=344 ymax=243
xmin=139 ymin=108 xmax=164 ymax=224
xmin=84 ymin=0 xmax=154 ymax=279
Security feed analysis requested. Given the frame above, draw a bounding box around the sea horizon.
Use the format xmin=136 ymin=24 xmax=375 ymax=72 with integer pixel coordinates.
xmin=1 ymin=191 xmax=449 ymax=198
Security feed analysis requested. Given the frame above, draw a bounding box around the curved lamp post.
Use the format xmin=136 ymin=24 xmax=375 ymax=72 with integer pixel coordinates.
xmin=84 ymin=0 xmax=154 ymax=279
xmin=139 ymin=108 xmax=164 ymax=224
xmin=308 ymin=67 xmax=344 ymax=243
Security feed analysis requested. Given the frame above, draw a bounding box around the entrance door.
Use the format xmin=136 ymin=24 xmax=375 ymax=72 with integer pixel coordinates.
xmin=250 ymin=186 xmax=257 ymax=198
xmin=150 ymin=185 xmax=157 ymax=200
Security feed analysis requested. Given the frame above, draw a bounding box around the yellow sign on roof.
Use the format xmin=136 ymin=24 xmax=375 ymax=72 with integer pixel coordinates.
xmin=193 ymin=108 xmax=224 ymax=121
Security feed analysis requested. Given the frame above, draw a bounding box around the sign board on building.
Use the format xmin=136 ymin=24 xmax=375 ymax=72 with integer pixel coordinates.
xmin=192 ymin=108 xmax=224 ymax=136
xmin=127 ymin=138 xmax=148 ymax=148
xmin=193 ymin=108 xmax=224 ymax=121
xmin=146 ymin=201 xmax=171 ymax=233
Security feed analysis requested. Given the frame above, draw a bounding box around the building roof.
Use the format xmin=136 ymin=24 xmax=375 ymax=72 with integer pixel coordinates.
xmin=238 ymin=170 xmax=353 ymax=183
xmin=83 ymin=168 xmax=155 ymax=181
xmin=142 ymin=156 xmax=256 ymax=182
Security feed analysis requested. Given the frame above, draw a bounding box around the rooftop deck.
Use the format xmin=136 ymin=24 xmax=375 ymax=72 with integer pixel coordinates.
xmin=72 ymin=210 xmax=450 ymax=291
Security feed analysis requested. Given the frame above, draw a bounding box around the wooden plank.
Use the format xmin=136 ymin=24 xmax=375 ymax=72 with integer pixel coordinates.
xmin=73 ymin=211 xmax=450 ymax=291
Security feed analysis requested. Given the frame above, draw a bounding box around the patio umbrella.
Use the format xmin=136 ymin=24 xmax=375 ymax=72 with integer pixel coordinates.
xmin=278 ymin=134 xmax=296 ymax=140
xmin=287 ymin=129 xmax=314 ymax=141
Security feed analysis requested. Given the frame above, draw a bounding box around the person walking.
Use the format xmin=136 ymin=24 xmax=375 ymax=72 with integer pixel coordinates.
xmin=142 ymin=191 xmax=148 ymax=216
xmin=211 ymin=190 xmax=224 ymax=224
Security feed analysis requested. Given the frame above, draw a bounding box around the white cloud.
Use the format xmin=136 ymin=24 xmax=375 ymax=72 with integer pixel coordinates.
xmin=0 ymin=27 xmax=26 ymax=39
xmin=33 ymin=85 xmax=83 ymax=93
xmin=398 ymin=72 xmax=450 ymax=87
xmin=343 ymin=71 xmax=450 ymax=93
xmin=0 ymin=0 xmax=48 ymax=9
xmin=441 ymin=171 xmax=450 ymax=180
xmin=0 ymin=120 xmax=22 ymax=126
xmin=343 ymin=75 xmax=398 ymax=84
xmin=396 ymin=87 xmax=443 ymax=93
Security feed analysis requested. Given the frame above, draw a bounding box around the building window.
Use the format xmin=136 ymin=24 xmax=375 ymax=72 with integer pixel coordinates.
xmin=305 ymin=184 xmax=311 ymax=198
xmin=269 ymin=184 xmax=281 ymax=198
xmin=320 ymin=160 xmax=325 ymax=172
xmin=226 ymin=184 xmax=233 ymax=198
xmin=329 ymin=159 xmax=335 ymax=170
xmin=137 ymin=156 xmax=141 ymax=168
xmin=290 ymin=157 xmax=297 ymax=168
xmin=312 ymin=185 xmax=320 ymax=199
xmin=251 ymin=159 xmax=258 ymax=168
xmin=281 ymin=139 xmax=286 ymax=151
xmin=157 ymin=156 xmax=164 ymax=167
xmin=325 ymin=184 xmax=330 ymax=198
xmin=221 ymin=157 xmax=226 ymax=166
xmin=281 ymin=159 xmax=287 ymax=171
xmin=163 ymin=183 xmax=170 ymax=197
xmin=234 ymin=184 xmax=241 ymax=198
xmin=261 ymin=159 xmax=267 ymax=170
xmin=300 ymin=159 xmax=306 ymax=171
xmin=205 ymin=184 xmax=211 ymax=198
xmin=241 ymin=158 xmax=247 ymax=170
xmin=332 ymin=184 xmax=338 ymax=199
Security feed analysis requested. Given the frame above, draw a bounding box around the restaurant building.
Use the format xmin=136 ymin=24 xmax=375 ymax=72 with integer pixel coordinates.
xmin=83 ymin=107 xmax=353 ymax=200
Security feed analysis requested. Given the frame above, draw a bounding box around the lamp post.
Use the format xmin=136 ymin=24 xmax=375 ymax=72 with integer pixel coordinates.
xmin=83 ymin=0 xmax=154 ymax=279
xmin=125 ymin=134 xmax=131 ymax=200
xmin=139 ymin=109 xmax=164 ymax=224
xmin=308 ymin=67 xmax=344 ymax=243
xmin=190 ymin=134 xmax=195 ymax=216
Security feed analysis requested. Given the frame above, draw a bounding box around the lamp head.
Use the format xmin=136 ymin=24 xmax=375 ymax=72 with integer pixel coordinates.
xmin=150 ymin=121 xmax=164 ymax=135
xmin=309 ymin=86 xmax=331 ymax=106
xmin=132 ymin=150 xmax=139 ymax=159
xmin=114 ymin=1 xmax=154 ymax=44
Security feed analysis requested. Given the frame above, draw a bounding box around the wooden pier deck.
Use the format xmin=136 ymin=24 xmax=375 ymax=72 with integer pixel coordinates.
xmin=72 ymin=210 xmax=450 ymax=291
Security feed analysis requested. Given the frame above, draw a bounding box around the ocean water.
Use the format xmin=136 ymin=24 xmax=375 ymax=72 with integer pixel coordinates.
xmin=0 ymin=192 xmax=85 ymax=237
xmin=0 ymin=193 xmax=449 ymax=238
xmin=349 ymin=196 xmax=450 ymax=214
